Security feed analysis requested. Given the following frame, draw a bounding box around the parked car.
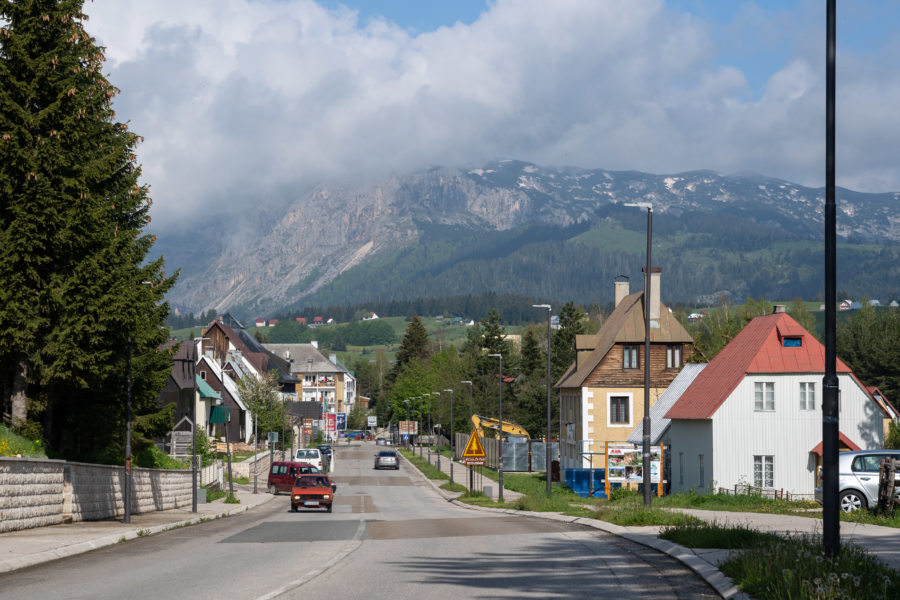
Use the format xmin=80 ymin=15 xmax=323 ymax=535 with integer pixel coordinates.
xmin=375 ymin=438 xmax=389 ymax=446
xmin=268 ymin=461 xmax=323 ymax=494
xmin=815 ymin=449 xmax=900 ymax=512
xmin=294 ymin=448 xmax=324 ymax=471
xmin=374 ymin=449 xmax=399 ymax=470
xmin=290 ymin=475 xmax=336 ymax=513
xmin=317 ymin=444 xmax=333 ymax=460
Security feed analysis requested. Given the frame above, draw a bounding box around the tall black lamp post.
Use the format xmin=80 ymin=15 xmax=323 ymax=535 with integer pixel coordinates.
xmin=433 ymin=391 xmax=442 ymax=471
xmin=444 ymin=388 xmax=454 ymax=483
xmin=626 ymin=202 xmax=654 ymax=508
xmin=487 ymin=353 xmax=504 ymax=502
xmin=533 ymin=304 xmax=552 ymax=496
xmin=823 ymin=0 xmax=839 ymax=558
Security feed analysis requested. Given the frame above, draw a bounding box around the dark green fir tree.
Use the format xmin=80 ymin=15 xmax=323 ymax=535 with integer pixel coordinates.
xmin=0 ymin=0 xmax=176 ymax=460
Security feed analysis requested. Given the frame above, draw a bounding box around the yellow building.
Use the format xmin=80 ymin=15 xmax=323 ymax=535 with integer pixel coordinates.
xmin=555 ymin=269 xmax=693 ymax=471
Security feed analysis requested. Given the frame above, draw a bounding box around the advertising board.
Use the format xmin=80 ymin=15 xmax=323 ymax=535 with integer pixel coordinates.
xmin=606 ymin=444 xmax=661 ymax=484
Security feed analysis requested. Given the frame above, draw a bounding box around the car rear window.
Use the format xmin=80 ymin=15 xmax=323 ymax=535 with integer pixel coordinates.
xmin=297 ymin=450 xmax=319 ymax=459
xmin=378 ymin=451 xmax=397 ymax=457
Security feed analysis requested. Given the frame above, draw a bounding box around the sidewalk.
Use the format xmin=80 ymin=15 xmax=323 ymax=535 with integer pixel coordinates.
xmin=0 ymin=486 xmax=274 ymax=574
xmin=406 ymin=448 xmax=900 ymax=599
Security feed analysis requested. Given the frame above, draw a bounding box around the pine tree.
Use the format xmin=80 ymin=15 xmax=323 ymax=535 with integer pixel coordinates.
xmin=551 ymin=302 xmax=586 ymax=381
xmin=0 ymin=1 xmax=175 ymax=459
xmin=393 ymin=316 xmax=430 ymax=370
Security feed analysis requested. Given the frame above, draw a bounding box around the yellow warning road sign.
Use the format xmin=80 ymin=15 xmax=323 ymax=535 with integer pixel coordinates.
xmin=461 ymin=430 xmax=486 ymax=465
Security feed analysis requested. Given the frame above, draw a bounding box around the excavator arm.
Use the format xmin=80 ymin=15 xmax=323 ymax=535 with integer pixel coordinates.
xmin=471 ymin=414 xmax=530 ymax=440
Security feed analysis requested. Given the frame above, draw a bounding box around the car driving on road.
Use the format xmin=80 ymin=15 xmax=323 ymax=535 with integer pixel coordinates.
xmin=815 ymin=449 xmax=900 ymax=512
xmin=374 ymin=449 xmax=399 ymax=470
xmin=295 ymin=448 xmax=324 ymax=471
xmin=291 ymin=476 xmax=335 ymax=513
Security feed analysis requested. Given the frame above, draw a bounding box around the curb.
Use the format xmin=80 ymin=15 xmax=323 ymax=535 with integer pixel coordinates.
xmin=401 ymin=451 xmax=749 ymax=600
xmin=0 ymin=493 xmax=275 ymax=574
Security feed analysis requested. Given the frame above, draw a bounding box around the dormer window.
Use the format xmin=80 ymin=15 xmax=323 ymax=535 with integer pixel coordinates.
xmin=783 ymin=337 xmax=802 ymax=347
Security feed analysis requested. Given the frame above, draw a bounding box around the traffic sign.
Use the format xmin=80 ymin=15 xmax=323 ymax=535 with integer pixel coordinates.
xmin=460 ymin=430 xmax=486 ymax=465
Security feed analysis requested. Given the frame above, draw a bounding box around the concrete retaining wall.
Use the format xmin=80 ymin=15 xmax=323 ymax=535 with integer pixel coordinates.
xmin=0 ymin=458 xmax=66 ymax=533
xmin=0 ymin=457 xmax=192 ymax=533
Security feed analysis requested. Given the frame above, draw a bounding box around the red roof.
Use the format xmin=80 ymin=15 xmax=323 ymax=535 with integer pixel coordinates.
xmin=809 ymin=432 xmax=861 ymax=456
xmin=313 ymin=316 xmax=323 ymax=322
xmin=666 ymin=312 xmax=853 ymax=420
xmin=296 ymin=317 xmax=307 ymax=323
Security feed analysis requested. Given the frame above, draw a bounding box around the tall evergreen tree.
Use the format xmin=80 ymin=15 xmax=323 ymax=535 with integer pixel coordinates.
xmin=551 ymin=302 xmax=586 ymax=381
xmin=391 ymin=315 xmax=430 ymax=375
xmin=0 ymin=1 xmax=175 ymax=459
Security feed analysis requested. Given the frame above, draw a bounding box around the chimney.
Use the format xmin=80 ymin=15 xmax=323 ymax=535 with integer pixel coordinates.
xmin=311 ymin=340 xmax=318 ymax=349
xmin=614 ymin=276 xmax=630 ymax=307
xmin=330 ymin=353 xmax=337 ymax=364
xmin=643 ymin=266 xmax=662 ymax=321
xmin=773 ymin=305 xmax=787 ymax=314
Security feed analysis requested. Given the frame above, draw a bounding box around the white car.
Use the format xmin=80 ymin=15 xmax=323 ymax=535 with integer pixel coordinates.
xmin=295 ymin=448 xmax=324 ymax=471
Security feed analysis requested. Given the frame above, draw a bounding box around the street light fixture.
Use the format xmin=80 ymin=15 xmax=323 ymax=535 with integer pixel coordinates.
xmin=433 ymin=391 xmax=442 ymax=471
xmin=444 ymin=388 xmax=454 ymax=483
xmin=124 ymin=280 xmax=153 ymax=523
xmin=460 ymin=380 xmax=474 ymax=492
xmin=423 ymin=393 xmax=431 ymax=462
xmin=404 ymin=398 xmax=411 ymax=451
xmin=533 ymin=304 xmax=553 ymax=497
xmin=625 ymin=202 xmax=654 ymax=508
xmin=487 ymin=353 xmax=504 ymax=502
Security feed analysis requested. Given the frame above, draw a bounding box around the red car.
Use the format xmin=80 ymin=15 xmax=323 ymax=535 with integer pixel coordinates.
xmin=291 ymin=475 xmax=336 ymax=513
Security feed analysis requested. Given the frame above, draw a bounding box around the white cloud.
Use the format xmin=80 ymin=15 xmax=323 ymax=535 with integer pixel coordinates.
xmin=84 ymin=0 xmax=900 ymax=227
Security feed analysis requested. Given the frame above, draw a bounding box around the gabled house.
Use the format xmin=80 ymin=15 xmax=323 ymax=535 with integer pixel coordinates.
xmin=255 ymin=318 xmax=267 ymax=327
xmin=867 ymin=386 xmax=900 ymax=439
xmin=555 ymin=269 xmax=693 ymax=472
xmin=196 ymin=353 xmax=252 ymax=443
xmin=665 ymin=305 xmax=886 ymax=496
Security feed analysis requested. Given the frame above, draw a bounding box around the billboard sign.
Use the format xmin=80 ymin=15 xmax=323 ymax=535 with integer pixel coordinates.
xmin=606 ymin=444 xmax=661 ymax=483
xmin=399 ymin=421 xmax=419 ymax=435
xmin=336 ymin=412 xmax=347 ymax=430
xmin=325 ymin=413 xmax=337 ymax=433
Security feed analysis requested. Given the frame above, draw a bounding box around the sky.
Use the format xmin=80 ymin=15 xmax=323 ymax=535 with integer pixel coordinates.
xmin=80 ymin=0 xmax=900 ymax=228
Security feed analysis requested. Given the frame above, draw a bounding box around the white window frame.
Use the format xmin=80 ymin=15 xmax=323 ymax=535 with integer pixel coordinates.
xmin=607 ymin=393 xmax=633 ymax=427
xmin=754 ymin=381 xmax=775 ymax=411
xmin=799 ymin=382 xmax=815 ymax=411
xmin=666 ymin=344 xmax=682 ymax=369
xmin=753 ymin=455 xmax=774 ymax=488
xmin=623 ymin=345 xmax=639 ymax=369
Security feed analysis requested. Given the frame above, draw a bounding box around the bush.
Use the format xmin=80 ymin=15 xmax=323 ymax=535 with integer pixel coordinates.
xmin=134 ymin=445 xmax=188 ymax=469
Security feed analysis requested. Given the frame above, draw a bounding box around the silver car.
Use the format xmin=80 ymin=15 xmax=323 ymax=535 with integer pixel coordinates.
xmin=815 ymin=449 xmax=900 ymax=512
xmin=374 ymin=450 xmax=399 ymax=470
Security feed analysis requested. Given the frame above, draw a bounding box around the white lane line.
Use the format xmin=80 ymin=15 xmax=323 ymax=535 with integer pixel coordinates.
xmin=253 ymin=518 xmax=367 ymax=600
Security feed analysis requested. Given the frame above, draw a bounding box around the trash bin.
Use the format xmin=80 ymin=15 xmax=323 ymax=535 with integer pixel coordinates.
xmin=551 ymin=460 xmax=561 ymax=482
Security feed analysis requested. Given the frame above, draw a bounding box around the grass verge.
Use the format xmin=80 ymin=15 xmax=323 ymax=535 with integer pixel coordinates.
xmin=719 ymin=534 xmax=900 ymax=599
xmin=659 ymin=520 xmax=782 ymax=548
xmin=0 ymin=424 xmax=47 ymax=458
xmin=399 ymin=449 xmax=448 ymax=480
xmin=607 ymin=486 xmax=818 ymax=515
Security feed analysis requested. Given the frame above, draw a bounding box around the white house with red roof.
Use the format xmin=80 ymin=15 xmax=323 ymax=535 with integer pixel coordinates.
xmin=665 ymin=305 xmax=886 ymax=496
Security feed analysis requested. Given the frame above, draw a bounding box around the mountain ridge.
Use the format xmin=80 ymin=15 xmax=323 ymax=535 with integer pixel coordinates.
xmin=150 ymin=161 xmax=900 ymax=316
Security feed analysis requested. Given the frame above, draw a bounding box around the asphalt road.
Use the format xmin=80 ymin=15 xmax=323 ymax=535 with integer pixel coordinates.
xmin=0 ymin=443 xmax=718 ymax=599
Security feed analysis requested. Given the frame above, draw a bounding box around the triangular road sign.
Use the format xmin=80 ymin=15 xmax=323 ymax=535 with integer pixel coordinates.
xmin=462 ymin=430 xmax=486 ymax=458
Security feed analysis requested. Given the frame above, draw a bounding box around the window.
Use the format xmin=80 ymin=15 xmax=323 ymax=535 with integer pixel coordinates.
xmin=799 ymin=382 xmax=815 ymax=411
xmin=783 ymin=337 xmax=802 ymax=347
xmin=679 ymin=452 xmax=684 ymax=485
xmin=609 ymin=396 xmax=630 ymax=424
xmin=623 ymin=345 xmax=640 ymax=369
xmin=666 ymin=345 xmax=682 ymax=369
xmin=754 ymin=382 xmax=775 ymax=411
xmin=753 ymin=455 xmax=774 ymax=488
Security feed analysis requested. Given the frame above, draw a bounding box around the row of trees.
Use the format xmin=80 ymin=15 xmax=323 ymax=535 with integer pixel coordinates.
xmin=0 ymin=1 xmax=175 ymax=462
xmin=357 ymin=302 xmax=589 ymax=441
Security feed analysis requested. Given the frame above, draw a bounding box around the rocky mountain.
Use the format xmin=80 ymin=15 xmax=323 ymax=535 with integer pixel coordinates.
xmin=151 ymin=160 xmax=900 ymax=316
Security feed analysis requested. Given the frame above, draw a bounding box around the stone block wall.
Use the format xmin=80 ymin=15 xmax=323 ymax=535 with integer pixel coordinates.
xmin=0 ymin=457 xmax=191 ymax=532
xmin=0 ymin=458 xmax=66 ymax=533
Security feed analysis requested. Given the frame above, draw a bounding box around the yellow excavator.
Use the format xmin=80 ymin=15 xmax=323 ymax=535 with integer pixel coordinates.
xmin=471 ymin=414 xmax=531 ymax=442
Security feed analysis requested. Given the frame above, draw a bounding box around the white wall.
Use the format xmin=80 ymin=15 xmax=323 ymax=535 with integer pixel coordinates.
xmin=667 ymin=420 xmax=713 ymax=494
xmin=708 ymin=372 xmax=883 ymax=496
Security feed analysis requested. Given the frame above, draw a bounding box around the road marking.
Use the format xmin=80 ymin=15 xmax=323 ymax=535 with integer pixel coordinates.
xmin=253 ymin=518 xmax=367 ymax=600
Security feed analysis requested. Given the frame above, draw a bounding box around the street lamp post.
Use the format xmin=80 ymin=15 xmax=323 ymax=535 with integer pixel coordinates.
xmin=533 ymin=304 xmax=553 ymax=496
xmin=424 ymin=393 xmax=431 ymax=463
xmin=487 ymin=353 xmax=504 ymax=502
xmin=444 ymin=388 xmax=454 ymax=483
xmin=404 ymin=398 xmax=411 ymax=451
xmin=434 ymin=391 xmax=441 ymax=471
xmin=124 ymin=337 xmax=133 ymax=523
xmin=626 ymin=202 xmax=654 ymax=508
xmin=460 ymin=380 xmax=474 ymax=492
